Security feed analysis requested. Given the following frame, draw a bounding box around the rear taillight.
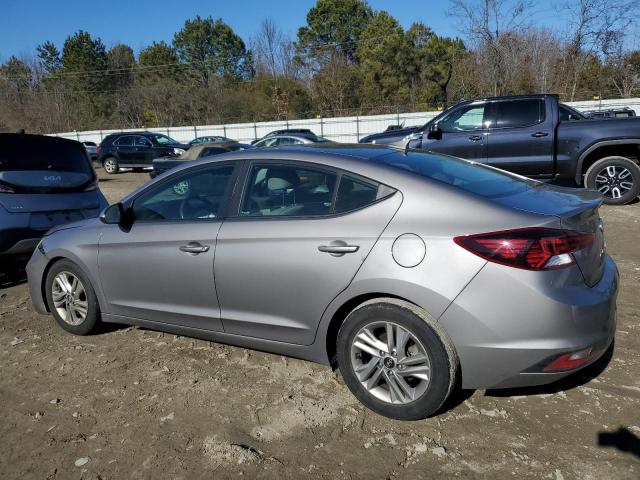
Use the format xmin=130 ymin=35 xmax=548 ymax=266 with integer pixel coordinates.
xmin=96 ymin=145 xmax=102 ymax=154
xmin=84 ymin=180 xmax=98 ymax=191
xmin=454 ymin=228 xmax=594 ymax=271
xmin=0 ymin=181 xmax=15 ymax=193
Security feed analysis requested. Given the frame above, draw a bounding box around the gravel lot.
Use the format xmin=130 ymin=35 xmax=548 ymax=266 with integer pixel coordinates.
xmin=1 ymin=170 xmax=639 ymax=479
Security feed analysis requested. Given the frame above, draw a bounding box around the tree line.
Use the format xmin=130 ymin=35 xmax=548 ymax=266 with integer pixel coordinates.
xmin=1 ymin=0 xmax=639 ymax=134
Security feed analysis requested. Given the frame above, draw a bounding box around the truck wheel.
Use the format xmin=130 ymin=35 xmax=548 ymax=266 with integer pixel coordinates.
xmin=336 ymin=298 xmax=458 ymax=420
xmin=585 ymin=156 xmax=640 ymax=205
xmin=102 ymin=157 xmax=119 ymax=174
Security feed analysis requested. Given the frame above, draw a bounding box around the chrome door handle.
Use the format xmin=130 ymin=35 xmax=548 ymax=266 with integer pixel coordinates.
xmin=318 ymin=244 xmax=359 ymax=256
xmin=468 ymin=135 xmax=483 ymax=141
xmin=531 ymin=132 xmax=549 ymax=138
xmin=179 ymin=242 xmax=210 ymax=255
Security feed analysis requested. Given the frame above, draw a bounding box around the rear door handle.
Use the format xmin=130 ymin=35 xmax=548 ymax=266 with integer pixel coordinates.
xmin=468 ymin=135 xmax=483 ymax=142
xmin=179 ymin=242 xmax=210 ymax=255
xmin=318 ymin=244 xmax=359 ymax=257
xmin=531 ymin=132 xmax=549 ymax=138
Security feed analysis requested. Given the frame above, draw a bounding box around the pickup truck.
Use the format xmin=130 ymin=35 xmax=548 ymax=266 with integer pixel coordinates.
xmin=360 ymin=94 xmax=640 ymax=204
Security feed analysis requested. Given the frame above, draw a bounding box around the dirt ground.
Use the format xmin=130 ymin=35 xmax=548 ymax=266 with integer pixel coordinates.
xmin=1 ymin=169 xmax=639 ymax=479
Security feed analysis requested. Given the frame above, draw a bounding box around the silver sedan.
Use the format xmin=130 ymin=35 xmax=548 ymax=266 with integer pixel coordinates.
xmin=26 ymin=145 xmax=617 ymax=419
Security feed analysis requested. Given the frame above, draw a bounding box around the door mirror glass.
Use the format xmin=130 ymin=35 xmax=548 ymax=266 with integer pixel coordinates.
xmin=427 ymin=123 xmax=442 ymax=140
xmin=100 ymin=203 xmax=124 ymax=224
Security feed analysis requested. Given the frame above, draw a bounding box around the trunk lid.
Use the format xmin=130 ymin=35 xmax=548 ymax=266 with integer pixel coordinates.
xmin=0 ymin=170 xmax=93 ymax=193
xmin=491 ymin=182 xmax=605 ymax=286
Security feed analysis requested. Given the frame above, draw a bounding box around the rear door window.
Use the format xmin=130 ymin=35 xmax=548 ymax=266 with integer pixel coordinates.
xmin=0 ymin=134 xmax=92 ymax=174
xmin=115 ymin=136 xmax=134 ymax=147
xmin=241 ymin=164 xmax=337 ymax=217
xmin=335 ymin=175 xmax=379 ymax=213
xmin=239 ymin=163 xmax=390 ymax=217
xmin=492 ymin=99 xmax=544 ymax=128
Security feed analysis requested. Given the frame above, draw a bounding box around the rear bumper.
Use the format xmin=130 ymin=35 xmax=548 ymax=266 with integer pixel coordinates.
xmin=440 ymin=255 xmax=618 ymax=389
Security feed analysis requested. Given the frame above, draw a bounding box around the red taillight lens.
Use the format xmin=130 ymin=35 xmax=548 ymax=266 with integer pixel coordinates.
xmin=543 ymin=347 xmax=593 ymax=371
xmin=454 ymin=228 xmax=594 ymax=271
xmin=96 ymin=145 xmax=102 ymax=154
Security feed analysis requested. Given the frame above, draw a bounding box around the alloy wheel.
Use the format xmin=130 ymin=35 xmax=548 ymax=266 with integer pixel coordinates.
xmin=51 ymin=271 xmax=88 ymax=326
xmin=350 ymin=321 xmax=431 ymax=404
xmin=594 ymin=165 xmax=634 ymax=199
xmin=103 ymin=158 xmax=117 ymax=173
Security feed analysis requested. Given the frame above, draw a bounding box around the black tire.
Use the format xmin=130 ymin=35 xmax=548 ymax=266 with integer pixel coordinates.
xmin=45 ymin=260 xmax=100 ymax=336
xmin=584 ymin=156 xmax=640 ymax=205
xmin=102 ymin=156 xmax=120 ymax=174
xmin=337 ymin=298 xmax=458 ymax=420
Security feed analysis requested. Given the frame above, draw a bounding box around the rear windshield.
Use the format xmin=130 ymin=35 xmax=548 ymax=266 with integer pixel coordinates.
xmin=376 ymin=151 xmax=533 ymax=198
xmin=0 ymin=135 xmax=92 ymax=174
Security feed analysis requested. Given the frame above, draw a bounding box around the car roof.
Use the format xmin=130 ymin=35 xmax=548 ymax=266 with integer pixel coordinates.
xmin=0 ymin=133 xmax=84 ymax=148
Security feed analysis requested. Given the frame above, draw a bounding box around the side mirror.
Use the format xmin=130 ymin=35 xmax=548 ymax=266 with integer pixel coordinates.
xmin=100 ymin=203 xmax=125 ymax=224
xmin=427 ymin=123 xmax=443 ymax=140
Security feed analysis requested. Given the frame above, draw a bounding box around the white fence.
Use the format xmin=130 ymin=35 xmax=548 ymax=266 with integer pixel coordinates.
xmin=52 ymin=98 xmax=640 ymax=145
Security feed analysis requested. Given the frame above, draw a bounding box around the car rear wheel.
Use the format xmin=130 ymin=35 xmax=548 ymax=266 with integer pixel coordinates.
xmin=585 ymin=156 xmax=640 ymax=205
xmin=45 ymin=260 xmax=100 ymax=336
xmin=337 ymin=298 xmax=458 ymax=420
xmin=103 ymin=157 xmax=119 ymax=174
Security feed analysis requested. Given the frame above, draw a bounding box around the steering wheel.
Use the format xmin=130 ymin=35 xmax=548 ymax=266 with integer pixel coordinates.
xmin=179 ymin=196 xmax=217 ymax=220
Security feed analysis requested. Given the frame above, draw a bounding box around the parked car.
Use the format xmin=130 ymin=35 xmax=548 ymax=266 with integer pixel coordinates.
xmin=584 ymin=107 xmax=636 ymax=119
xmin=251 ymin=128 xmax=317 ymax=144
xmin=0 ymin=133 xmax=108 ymax=259
xmin=360 ymin=94 xmax=640 ymax=204
xmin=26 ymin=145 xmax=617 ymax=420
xmin=82 ymin=141 xmax=98 ymax=161
xmin=253 ymin=133 xmax=330 ymax=148
xmin=150 ymin=142 xmax=252 ymax=178
xmin=189 ymin=135 xmax=235 ymax=145
xmin=97 ymin=132 xmax=190 ymax=174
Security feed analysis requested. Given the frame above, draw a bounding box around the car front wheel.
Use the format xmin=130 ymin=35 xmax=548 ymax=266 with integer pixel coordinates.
xmin=337 ymin=298 xmax=458 ymax=420
xmin=45 ymin=260 xmax=101 ymax=336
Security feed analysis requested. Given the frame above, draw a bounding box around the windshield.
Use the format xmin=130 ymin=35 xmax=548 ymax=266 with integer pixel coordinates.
xmin=150 ymin=134 xmax=180 ymax=145
xmin=376 ymin=150 xmax=533 ymax=199
xmin=0 ymin=134 xmax=92 ymax=174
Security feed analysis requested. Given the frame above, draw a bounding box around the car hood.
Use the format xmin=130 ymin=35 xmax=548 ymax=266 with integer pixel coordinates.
xmin=359 ymin=126 xmax=423 ymax=144
xmin=44 ymin=216 xmax=102 ymax=236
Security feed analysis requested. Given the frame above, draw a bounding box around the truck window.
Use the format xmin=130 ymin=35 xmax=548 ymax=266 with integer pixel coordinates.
xmin=559 ymin=105 xmax=583 ymax=122
xmin=438 ymin=104 xmax=486 ymax=132
xmin=492 ymin=99 xmax=544 ymax=128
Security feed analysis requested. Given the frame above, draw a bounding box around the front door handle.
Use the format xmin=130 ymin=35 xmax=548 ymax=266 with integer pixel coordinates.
xmin=531 ymin=132 xmax=549 ymax=138
xmin=179 ymin=242 xmax=210 ymax=255
xmin=318 ymin=243 xmax=359 ymax=257
xmin=468 ymin=135 xmax=483 ymax=142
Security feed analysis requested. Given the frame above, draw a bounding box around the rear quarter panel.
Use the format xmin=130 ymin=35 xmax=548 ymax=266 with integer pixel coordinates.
xmin=556 ymin=118 xmax=640 ymax=182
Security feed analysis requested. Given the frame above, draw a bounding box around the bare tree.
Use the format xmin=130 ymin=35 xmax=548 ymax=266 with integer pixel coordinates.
xmin=561 ymin=0 xmax=639 ymax=100
xmin=250 ymin=19 xmax=298 ymax=79
xmin=449 ymin=0 xmax=533 ymax=94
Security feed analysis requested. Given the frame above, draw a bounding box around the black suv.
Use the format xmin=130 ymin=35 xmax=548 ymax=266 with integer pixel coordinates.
xmin=97 ymin=132 xmax=189 ymax=174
